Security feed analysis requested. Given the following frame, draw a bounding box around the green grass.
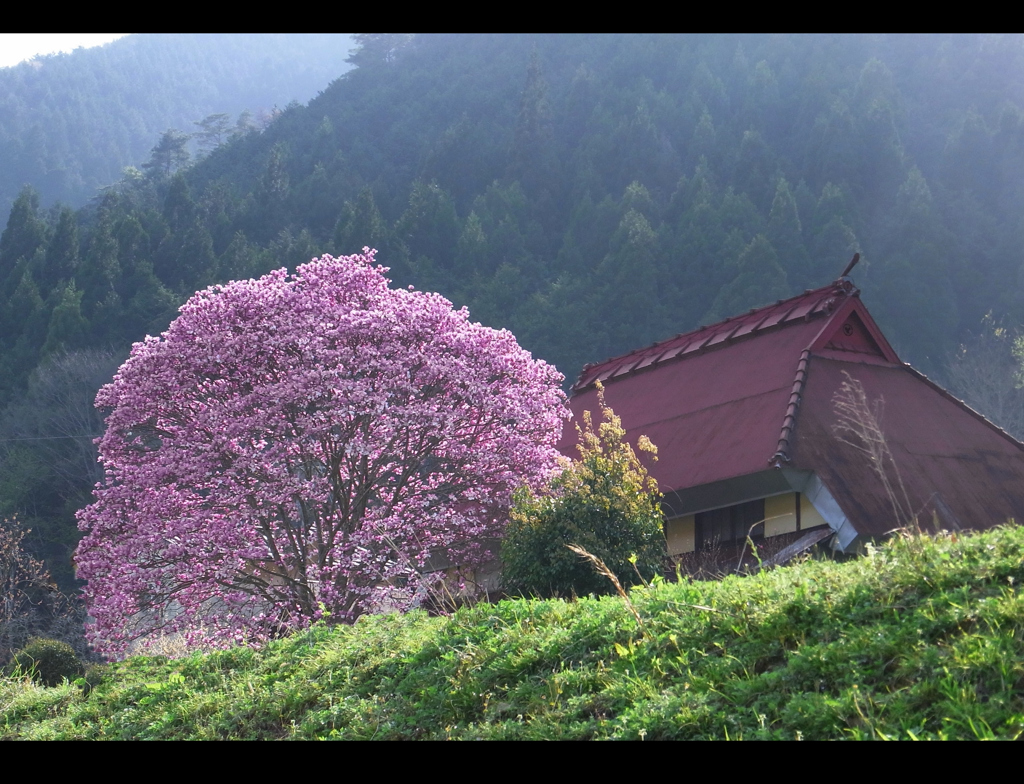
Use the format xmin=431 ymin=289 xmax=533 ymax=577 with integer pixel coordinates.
xmin=6 ymin=526 xmax=1024 ymax=739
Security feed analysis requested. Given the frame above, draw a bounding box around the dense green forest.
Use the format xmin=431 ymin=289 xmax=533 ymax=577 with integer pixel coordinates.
xmin=0 ymin=33 xmax=355 ymax=212
xmin=4 ymin=33 xmax=1024 ymax=594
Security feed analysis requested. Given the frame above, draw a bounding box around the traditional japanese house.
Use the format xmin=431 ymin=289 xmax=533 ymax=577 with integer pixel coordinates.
xmin=561 ymin=261 xmax=1024 ymax=563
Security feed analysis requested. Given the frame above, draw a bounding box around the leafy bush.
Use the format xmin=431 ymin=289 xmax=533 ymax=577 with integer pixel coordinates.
xmin=0 ymin=517 xmax=89 ymax=665
xmin=8 ymin=638 xmax=84 ymax=687
xmin=502 ymin=383 xmax=665 ymax=597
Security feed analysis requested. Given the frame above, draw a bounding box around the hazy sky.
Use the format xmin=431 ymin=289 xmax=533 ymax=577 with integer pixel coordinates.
xmin=0 ymin=34 xmax=130 ymax=68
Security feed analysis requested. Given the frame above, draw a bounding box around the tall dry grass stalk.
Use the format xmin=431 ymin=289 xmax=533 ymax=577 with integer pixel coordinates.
xmin=565 ymin=544 xmax=645 ymax=633
xmin=833 ymin=371 xmax=916 ymax=531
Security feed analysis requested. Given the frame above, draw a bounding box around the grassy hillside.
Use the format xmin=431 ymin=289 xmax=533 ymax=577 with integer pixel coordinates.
xmin=5 ymin=526 xmax=1024 ymax=739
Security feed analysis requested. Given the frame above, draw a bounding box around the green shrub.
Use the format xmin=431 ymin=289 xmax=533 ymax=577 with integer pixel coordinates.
xmin=502 ymin=383 xmax=666 ymax=597
xmin=78 ymin=663 xmax=109 ymax=695
xmin=8 ymin=637 xmax=84 ymax=687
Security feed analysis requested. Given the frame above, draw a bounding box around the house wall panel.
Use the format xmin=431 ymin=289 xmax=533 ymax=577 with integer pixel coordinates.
xmin=666 ymin=514 xmax=695 ymax=555
xmin=765 ymin=492 xmax=798 ymax=536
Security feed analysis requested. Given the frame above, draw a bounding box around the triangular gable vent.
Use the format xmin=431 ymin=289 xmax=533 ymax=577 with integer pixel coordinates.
xmin=821 ymin=310 xmax=886 ymax=358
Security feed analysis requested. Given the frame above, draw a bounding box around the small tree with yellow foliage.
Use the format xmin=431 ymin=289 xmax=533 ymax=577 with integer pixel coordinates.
xmin=502 ymin=384 xmax=665 ymax=598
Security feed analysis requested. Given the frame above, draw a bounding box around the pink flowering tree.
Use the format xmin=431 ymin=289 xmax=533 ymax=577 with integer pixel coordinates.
xmin=75 ymin=251 xmax=566 ymax=655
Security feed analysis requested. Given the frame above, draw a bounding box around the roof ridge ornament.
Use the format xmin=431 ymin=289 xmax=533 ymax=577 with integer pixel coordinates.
xmin=837 ymin=252 xmax=860 ymax=281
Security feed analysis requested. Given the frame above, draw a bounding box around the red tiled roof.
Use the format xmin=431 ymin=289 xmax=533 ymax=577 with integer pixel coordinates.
xmin=572 ymin=280 xmax=863 ymax=392
xmin=560 ymin=276 xmax=1024 ymax=537
xmin=561 ymin=305 xmax=836 ymax=491
xmin=562 ymin=280 xmax=878 ymax=485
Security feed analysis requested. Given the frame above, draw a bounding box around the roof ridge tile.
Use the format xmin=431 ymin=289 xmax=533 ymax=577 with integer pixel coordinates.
xmin=572 ymin=279 xmax=856 ymax=392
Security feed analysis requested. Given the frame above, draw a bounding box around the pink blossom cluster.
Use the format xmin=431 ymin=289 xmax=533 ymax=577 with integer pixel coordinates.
xmin=75 ymin=251 xmax=566 ymax=655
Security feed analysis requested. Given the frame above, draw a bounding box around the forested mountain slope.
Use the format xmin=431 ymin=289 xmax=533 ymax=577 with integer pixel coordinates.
xmin=178 ymin=34 xmax=1024 ymax=372
xmin=0 ymin=33 xmax=355 ymax=211
xmin=5 ymin=33 xmax=1024 ymax=588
